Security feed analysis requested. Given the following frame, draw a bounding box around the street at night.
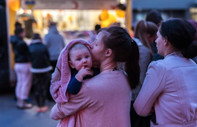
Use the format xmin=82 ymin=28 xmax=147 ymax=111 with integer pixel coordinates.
xmin=0 ymin=92 xmax=58 ymax=127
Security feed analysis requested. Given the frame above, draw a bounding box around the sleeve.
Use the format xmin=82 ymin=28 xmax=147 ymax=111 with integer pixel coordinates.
xmin=50 ymin=85 xmax=91 ymax=120
xmin=67 ymin=68 xmax=99 ymax=95
xmin=67 ymin=77 xmax=82 ymax=95
xmin=134 ymin=61 xmax=166 ymax=116
xmin=50 ymin=103 xmax=65 ymax=120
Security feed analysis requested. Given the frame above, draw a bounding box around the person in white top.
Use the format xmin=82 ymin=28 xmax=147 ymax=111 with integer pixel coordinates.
xmin=134 ymin=18 xmax=197 ymax=127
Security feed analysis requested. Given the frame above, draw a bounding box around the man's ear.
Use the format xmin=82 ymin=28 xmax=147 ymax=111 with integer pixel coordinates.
xmin=68 ymin=61 xmax=75 ymax=69
xmin=105 ymin=48 xmax=113 ymax=57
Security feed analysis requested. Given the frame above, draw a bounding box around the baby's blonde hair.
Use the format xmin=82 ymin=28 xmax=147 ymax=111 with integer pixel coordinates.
xmin=68 ymin=43 xmax=90 ymax=60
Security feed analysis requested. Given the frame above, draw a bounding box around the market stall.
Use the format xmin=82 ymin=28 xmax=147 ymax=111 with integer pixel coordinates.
xmin=17 ymin=0 xmax=126 ymax=40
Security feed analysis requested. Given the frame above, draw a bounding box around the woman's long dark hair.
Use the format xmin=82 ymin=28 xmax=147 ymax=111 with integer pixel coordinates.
xmin=100 ymin=26 xmax=140 ymax=89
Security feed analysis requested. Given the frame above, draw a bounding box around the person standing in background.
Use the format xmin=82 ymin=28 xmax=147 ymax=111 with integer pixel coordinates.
xmin=146 ymin=9 xmax=163 ymax=27
xmin=10 ymin=27 xmax=32 ymax=109
xmin=29 ymin=33 xmax=52 ymax=112
xmin=24 ymin=15 xmax=37 ymax=39
xmin=134 ymin=18 xmax=197 ymax=126
xmin=131 ymin=20 xmax=158 ymax=127
xmin=14 ymin=21 xmax=22 ymax=29
xmin=146 ymin=9 xmax=164 ymax=61
xmin=44 ymin=22 xmax=65 ymax=101
xmin=44 ymin=22 xmax=65 ymax=73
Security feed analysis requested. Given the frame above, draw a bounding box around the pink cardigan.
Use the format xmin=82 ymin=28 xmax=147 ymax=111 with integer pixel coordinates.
xmin=50 ymin=70 xmax=132 ymax=127
xmin=134 ymin=52 xmax=197 ymax=127
xmin=50 ymin=39 xmax=90 ymax=127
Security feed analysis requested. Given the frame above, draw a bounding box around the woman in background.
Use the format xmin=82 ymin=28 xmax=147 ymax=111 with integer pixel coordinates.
xmin=131 ymin=20 xmax=158 ymax=127
xmin=134 ymin=18 xmax=197 ymax=126
xmin=10 ymin=27 xmax=32 ymax=109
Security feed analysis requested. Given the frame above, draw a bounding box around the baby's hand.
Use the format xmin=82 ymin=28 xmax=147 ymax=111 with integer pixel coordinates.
xmin=75 ymin=67 xmax=93 ymax=82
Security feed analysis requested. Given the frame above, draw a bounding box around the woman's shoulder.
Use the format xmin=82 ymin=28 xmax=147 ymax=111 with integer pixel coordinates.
xmin=162 ymin=53 xmax=196 ymax=69
xmin=149 ymin=60 xmax=167 ymax=71
xmin=148 ymin=56 xmax=188 ymax=73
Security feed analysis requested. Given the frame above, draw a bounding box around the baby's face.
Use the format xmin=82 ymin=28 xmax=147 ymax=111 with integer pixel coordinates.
xmin=69 ymin=47 xmax=92 ymax=71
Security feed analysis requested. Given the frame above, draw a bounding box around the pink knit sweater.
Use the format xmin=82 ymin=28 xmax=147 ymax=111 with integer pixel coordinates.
xmin=50 ymin=70 xmax=132 ymax=127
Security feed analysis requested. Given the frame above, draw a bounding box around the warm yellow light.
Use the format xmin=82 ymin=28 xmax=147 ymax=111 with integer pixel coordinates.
xmin=8 ymin=0 xmax=20 ymax=11
xmin=116 ymin=9 xmax=125 ymax=18
xmin=101 ymin=14 xmax=117 ymax=28
xmin=100 ymin=10 xmax=109 ymax=21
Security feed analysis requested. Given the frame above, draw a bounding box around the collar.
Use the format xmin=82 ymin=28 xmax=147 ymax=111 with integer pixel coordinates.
xmin=30 ymin=39 xmax=42 ymax=44
xmin=165 ymin=51 xmax=183 ymax=58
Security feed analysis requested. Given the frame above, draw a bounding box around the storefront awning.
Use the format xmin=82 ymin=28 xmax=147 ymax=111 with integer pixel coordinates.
xmin=133 ymin=0 xmax=196 ymax=10
xmin=21 ymin=0 xmax=118 ymax=10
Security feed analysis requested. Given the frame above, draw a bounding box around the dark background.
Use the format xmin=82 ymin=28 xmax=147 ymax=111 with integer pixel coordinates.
xmin=0 ymin=0 xmax=10 ymax=90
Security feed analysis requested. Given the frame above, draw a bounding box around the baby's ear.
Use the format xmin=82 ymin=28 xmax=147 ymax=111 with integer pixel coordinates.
xmin=68 ymin=61 xmax=75 ymax=69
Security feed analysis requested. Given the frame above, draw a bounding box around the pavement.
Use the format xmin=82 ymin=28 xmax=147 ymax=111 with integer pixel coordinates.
xmin=0 ymin=92 xmax=59 ymax=127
